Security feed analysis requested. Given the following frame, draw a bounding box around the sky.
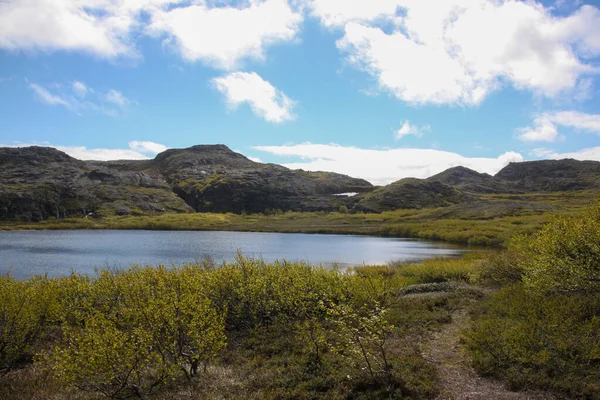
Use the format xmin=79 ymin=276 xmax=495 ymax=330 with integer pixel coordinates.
xmin=1 ymin=0 xmax=599 ymax=185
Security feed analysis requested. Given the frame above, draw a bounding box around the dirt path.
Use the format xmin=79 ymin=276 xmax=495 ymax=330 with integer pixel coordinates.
xmin=423 ymin=308 xmax=561 ymax=400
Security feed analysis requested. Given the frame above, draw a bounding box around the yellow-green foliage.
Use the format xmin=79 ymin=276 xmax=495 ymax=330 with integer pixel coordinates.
xmin=328 ymin=303 xmax=395 ymax=380
xmin=394 ymin=257 xmax=476 ymax=284
xmin=1 ymin=256 xmax=437 ymax=399
xmin=471 ymin=248 xmax=524 ymax=286
xmin=467 ymin=285 xmax=600 ymax=398
xmin=45 ymin=266 xmax=226 ymax=398
xmin=467 ymin=201 xmax=600 ymax=398
xmin=204 ymin=254 xmax=349 ymax=330
xmin=0 ymin=275 xmax=58 ymax=376
xmin=515 ymin=200 xmax=600 ymax=294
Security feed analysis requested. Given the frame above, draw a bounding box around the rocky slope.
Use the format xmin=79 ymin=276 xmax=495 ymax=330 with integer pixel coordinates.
xmin=427 ymin=160 xmax=600 ymax=194
xmin=0 ymin=147 xmax=192 ymax=221
xmin=494 ymin=159 xmax=600 ymax=192
xmin=426 ymin=166 xmax=511 ymax=193
xmin=150 ymin=145 xmax=373 ymax=213
xmin=0 ymin=145 xmax=373 ymax=221
xmin=355 ymin=179 xmax=468 ymax=213
xmin=1 ymin=145 xmax=599 ymax=221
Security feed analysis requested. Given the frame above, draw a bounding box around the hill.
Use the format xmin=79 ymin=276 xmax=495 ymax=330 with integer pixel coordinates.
xmin=1 ymin=145 xmax=599 ymax=222
xmin=0 ymin=145 xmax=373 ymax=221
xmin=355 ymin=178 xmax=468 ymax=212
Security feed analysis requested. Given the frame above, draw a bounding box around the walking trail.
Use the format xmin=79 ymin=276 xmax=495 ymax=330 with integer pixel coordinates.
xmin=422 ymin=307 xmax=562 ymax=400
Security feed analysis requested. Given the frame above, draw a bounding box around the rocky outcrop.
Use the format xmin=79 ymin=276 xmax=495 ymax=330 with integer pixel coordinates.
xmin=494 ymin=159 xmax=600 ymax=192
xmin=150 ymin=145 xmax=373 ymax=213
xmin=0 ymin=147 xmax=192 ymax=221
xmin=427 ymin=166 xmax=511 ymax=194
xmin=1 ymin=146 xmax=599 ymax=221
xmin=355 ymin=179 xmax=468 ymax=213
xmin=0 ymin=145 xmax=373 ymax=220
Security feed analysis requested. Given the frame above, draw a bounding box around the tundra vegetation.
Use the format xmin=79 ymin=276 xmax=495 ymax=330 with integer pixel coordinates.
xmin=1 ymin=191 xmax=596 ymax=247
xmin=0 ymin=198 xmax=599 ymax=399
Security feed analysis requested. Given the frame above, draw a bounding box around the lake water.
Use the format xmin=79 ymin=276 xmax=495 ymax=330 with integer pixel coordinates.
xmin=0 ymin=230 xmax=468 ymax=279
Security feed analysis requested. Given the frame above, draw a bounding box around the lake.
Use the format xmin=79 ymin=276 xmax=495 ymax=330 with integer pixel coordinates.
xmin=0 ymin=230 xmax=468 ymax=279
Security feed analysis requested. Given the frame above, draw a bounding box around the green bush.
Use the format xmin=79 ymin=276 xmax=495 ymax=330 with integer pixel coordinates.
xmin=0 ymin=275 xmax=58 ymax=376
xmin=514 ymin=201 xmax=600 ymax=294
xmin=394 ymin=257 xmax=475 ymax=284
xmin=467 ymin=285 xmax=600 ymax=398
xmin=473 ymin=248 xmax=524 ymax=286
xmin=467 ymin=200 xmax=600 ymax=398
xmin=45 ymin=266 xmax=226 ymax=398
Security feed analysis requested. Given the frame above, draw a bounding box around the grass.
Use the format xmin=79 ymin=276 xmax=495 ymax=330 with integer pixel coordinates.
xmin=2 ymin=191 xmax=598 ymax=247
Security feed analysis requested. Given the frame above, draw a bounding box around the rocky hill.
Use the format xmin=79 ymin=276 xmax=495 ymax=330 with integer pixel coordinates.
xmin=0 ymin=145 xmax=372 ymax=221
xmin=150 ymin=145 xmax=373 ymax=213
xmin=494 ymin=159 xmax=600 ymax=192
xmin=1 ymin=145 xmax=598 ymax=221
xmin=426 ymin=166 xmax=511 ymax=193
xmin=0 ymin=146 xmax=192 ymax=222
xmin=355 ymin=179 xmax=468 ymax=213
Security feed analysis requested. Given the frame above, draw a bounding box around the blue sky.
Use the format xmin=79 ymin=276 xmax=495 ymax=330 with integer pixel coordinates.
xmin=1 ymin=0 xmax=599 ymax=184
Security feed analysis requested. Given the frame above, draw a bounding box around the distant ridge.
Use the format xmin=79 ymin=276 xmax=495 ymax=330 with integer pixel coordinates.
xmin=1 ymin=145 xmax=599 ymax=221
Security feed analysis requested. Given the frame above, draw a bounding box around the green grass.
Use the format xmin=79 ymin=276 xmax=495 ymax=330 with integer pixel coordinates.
xmin=3 ymin=191 xmax=597 ymax=247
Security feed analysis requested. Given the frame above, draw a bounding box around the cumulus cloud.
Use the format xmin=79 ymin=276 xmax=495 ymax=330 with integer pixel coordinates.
xmin=531 ymin=146 xmax=600 ymax=161
xmin=27 ymin=80 xmax=134 ymax=116
xmin=253 ymin=143 xmax=523 ymax=185
xmin=129 ymin=141 xmax=168 ymax=155
xmin=395 ymin=120 xmax=429 ymax=139
xmin=148 ymin=0 xmax=303 ymax=70
xmin=543 ymin=111 xmax=600 ymax=133
xmin=0 ymin=0 xmax=161 ymax=58
xmin=518 ymin=110 xmax=600 ymax=142
xmin=0 ymin=0 xmax=302 ymax=68
xmin=212 ymin=71 xmax=295 ymax=123
xmin=327 ymin=0 xmax=600 ymax=105
xmin=0 ymin=141 xmax=168 ymax=161
xmin=308 ymin=0 xmax=401 ymax=27
xmin=517 ymin=116 xmax=560 ymax=142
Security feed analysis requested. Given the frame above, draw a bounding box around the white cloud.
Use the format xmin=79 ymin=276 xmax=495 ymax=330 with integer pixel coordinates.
xmin=517 ymin=116 xmax=560 ymax=142
xmin=148 ymin=0 xmax=303 ymax=70
xmin=0 ymin=0 xmax=160 ymax=58
xmin=105 ymin=89 xmax=132 ymax=108
xmin=518 ymin=110 xmax=600 ymax=142
xmin=27 ymin=81 xmax=133 ymax=116
xmin=308 ymin=0 xmax=400 ymax=27
xmin=72 ymin=81 xmax=88 ymax=98
xmin=247 ymin=156 xmax=263 ymax=163
xmin=212 ymin=71 xmax=295 ymax=123
xmin=1 ymin=141 xmax=168 ymax=161
xmin=331 ymin=0 xmax=600 ymax=105
xmin=395 ymin=120 xmax=429 ymax=139
xmin=0 ymin=0 xmax=304 ymax=69
xmin=28 ymin=83 xmax=71 ymax=107
xmin=253 ymin=143 xmax=523 ymax=185
xmin=531 ymin=146 xmax=600 ymax=161
xmin=543 ymin=111 xmax=600 ymax=133
xmin=129 ymin=141 xmax=168 ymax=155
